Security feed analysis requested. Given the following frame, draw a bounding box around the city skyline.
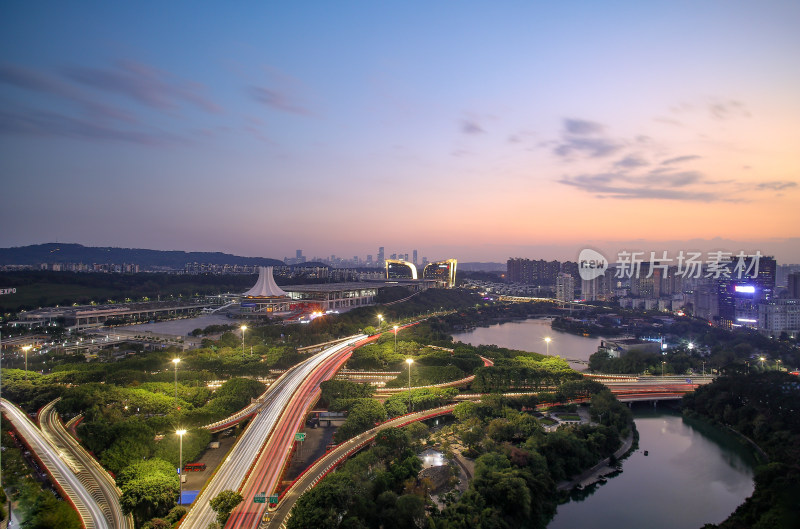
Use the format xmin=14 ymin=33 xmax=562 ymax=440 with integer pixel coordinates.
xmin=2 ymin=2 xmax=799 ymax=261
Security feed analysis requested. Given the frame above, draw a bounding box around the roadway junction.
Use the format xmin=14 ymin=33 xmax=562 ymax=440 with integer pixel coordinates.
xmin=1 ymin=326 xmax=710 ymax=529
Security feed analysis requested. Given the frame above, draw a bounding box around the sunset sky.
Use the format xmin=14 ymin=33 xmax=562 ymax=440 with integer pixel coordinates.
xmin=2 ymin=1 xmax=799 ymax=263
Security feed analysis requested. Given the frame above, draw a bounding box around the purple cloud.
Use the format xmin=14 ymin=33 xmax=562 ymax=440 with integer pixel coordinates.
xmin=461 ymin=119 xmax=485 ymax=135
xmin=661 ymin=154 xmax=701 ymax=165
xmin=0 ymin=62 xmax=137 ymax=123
xmin=249 ymin=86 xmax=310 ymax=115
xmin=64 ymin=60 xmax=221 ymax=114
xmin=0 ymin=106 xmax=181 ymax=146
xmin=564 ymin=118 xmax=604 ymax=135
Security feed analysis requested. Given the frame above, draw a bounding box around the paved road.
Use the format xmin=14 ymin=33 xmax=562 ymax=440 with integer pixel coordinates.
xmin=264 ymin=405 xmax=457 ymax=529
xmin=1 ymin=398 xmax=110 ymax=529
xmin=226 ymin=337 xmax=369 ymax=529
xmin=39 ymin=399 xmax=133 ymax=529
xmin=180 ymin=337 xmax=366 ymax=529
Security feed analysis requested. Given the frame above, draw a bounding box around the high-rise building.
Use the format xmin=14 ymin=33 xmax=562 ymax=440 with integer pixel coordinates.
xmin=759 ymin=299 xmax=800 ymax=338
xmin=631 ymin=262 xmax=662 ymax=299
xmin=377 ymin=247 xmax=385 ymax=265
xmin=788 ymin=272 xmax=800 ymax=299
xmin=716 ymin=256 xmax=776 ymax=328
xmin=413 ymin=250 xmax=418 ymax=265
xmin=556 ymin=273 xmax=575 ymax=302
xmin=507 ymin=258 xmax=561 ymax=285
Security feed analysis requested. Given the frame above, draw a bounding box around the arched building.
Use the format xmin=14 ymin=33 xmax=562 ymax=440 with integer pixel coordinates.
xmin=385 ymin=259 xmax=418 ymax=280
xmin=423 ymin=259 xmax=458 ymax=288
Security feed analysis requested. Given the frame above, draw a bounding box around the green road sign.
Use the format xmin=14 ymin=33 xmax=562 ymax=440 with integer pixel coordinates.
xmin=294 ymin=432 xmax=306 ymax=442
xmin=254 ymin=493 xmax=266 ymax=504
xmin=269 ymin=494 xmax=279 ymax=503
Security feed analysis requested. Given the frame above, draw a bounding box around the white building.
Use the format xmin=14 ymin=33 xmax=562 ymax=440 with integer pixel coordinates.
xmin=758 ymin=299 xmax=800 ymax=339
xmin=556 ymin=273 xmax=575 ymax=302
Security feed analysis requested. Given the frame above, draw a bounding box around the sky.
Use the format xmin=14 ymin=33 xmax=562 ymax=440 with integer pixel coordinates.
xmin=2 ymin=1 xmax=799 ymax=263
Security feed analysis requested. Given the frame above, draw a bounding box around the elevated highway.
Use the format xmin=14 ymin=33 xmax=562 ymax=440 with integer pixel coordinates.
xmin=179 ymin=337 xmax=367 ymax=529
xmin=39 ymin=399 xmax=133 ymax=529
xmin=1 ymin=398 xmax=110 ymax=529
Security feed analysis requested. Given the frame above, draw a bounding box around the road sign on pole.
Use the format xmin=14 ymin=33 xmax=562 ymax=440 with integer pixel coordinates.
xmin=294 ymin=432 xmax=306 ymax=442
xmin=269 ymin=494 xmax=279 ymax=504
xmin=254 ymin=493 xmax=266 ymax=504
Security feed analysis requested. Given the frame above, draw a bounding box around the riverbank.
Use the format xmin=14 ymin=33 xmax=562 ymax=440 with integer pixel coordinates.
xmin=557 ymin=430 xmax=635 ymax=491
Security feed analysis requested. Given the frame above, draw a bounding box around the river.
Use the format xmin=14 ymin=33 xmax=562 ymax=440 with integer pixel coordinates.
xmin=114 ymin=313 xmax=235 ymax=336
xmin=451 ymin=317 xmax=604 ymax=370
xmin=548 ymin=408 xmax=757 ymax=529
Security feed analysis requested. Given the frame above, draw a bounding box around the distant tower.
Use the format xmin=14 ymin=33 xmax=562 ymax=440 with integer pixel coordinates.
xmin=556 ymin=273 xmax=575 ymax=302
xmin=788 ymin=272 xmax=800 ymax=298
xmin=413 ymin=250 xmax=418 ymax=265
xmin=378 ymin=247 xmax=385 ymax=265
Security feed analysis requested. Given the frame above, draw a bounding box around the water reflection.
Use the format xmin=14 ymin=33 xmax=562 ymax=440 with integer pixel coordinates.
xmin=548 ymin=408 xmax=756 ymax=529
xmin=452 ymin=317 xmax=604 ymax=370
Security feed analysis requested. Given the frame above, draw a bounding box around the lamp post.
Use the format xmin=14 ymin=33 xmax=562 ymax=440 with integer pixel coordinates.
xmin=240 ymin=325 xmax=247 ymax=357
xmin=176 ymin=429 xmax=186 ymax=505
xmin=377 ymin=314 xmax=383 ymax=329
xmin=544 ymin=337 xmax=551 ymax=356
xmin=406 ymin=358 xmax=414 ymax=412
xmin=759 ymin=356 xmax=765 ymax=370
xmin=393 ymin=325 xmax=399 ymax=356
xmin=661 ymin=361 xmax=666 ymax=377
xmin=22 ymin=345 xmax=32 ymax=380
xmin=172 ymin=358 xmax=180 ymax=408
xmin=702 ymin=361 xmax=705 ymax=377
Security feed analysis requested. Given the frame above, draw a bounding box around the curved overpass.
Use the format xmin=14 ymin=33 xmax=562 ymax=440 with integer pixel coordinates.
xmin=1 ymin=398 xmax=110 ymax=529
xmin=39 ymin=399 xmax=133 ymax=529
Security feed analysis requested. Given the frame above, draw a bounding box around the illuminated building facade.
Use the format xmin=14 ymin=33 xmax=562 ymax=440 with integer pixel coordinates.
xmin=423 ymin=259 xmax=458 ymax=288
xmin=385 ymin=259 xmax=418 ymax=280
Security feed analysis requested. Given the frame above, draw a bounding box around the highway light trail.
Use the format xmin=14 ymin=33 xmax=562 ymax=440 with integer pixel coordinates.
xmin=1 ymin=398 xmax=110 ymax=529
xmin=181 ymin=337 xmax=365 ymax=529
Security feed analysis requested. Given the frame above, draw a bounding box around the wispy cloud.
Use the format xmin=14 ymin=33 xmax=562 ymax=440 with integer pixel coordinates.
xmin=0 ymin=106 xmax=181 ymax=146
xmin=614 ymin=154 xmax=649 ymax=169
xmin=553 ymin=118 xmax=622 ymax=159
xmin=558 ymin=168 xmax=738 ymax=202
xmin=708 ymin=99 xmax=750 ymax=120
xmin=756 ymin=180 xmax=797 ymax=191
xmin=0 ymin=62 xmax=136 ymax=123
xmin=564 ymin=118 xmax=604 ymax=135
xmin=64 ymin=60 xmax=221 ymax=113
xmin=661 ymin=154 xmax=701 ymax=165
xmin=461 ymin=119 xmax=485 ymax=135
xmin=249 ymin=86 xmax=310 ymax=115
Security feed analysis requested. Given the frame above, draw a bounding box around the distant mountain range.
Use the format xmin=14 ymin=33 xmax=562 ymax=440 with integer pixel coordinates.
xmin=0 ymin=243 xmax=285 ymax=268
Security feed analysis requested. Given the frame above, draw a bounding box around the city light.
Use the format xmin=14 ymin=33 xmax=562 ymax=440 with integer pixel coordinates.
xmin=734 ymin=285 xmax=756 ymax=293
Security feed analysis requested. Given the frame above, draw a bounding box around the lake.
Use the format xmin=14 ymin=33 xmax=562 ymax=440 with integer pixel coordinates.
xmin=548 ymin=408 xmax=757 ymax=529
xmin=452 ymin=317 xmax=604 ymax=370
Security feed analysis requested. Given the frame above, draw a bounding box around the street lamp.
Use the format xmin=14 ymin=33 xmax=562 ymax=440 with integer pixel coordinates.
xmin=172 ymin=358 xmax=181 ymax=408
xmin=759 ymin=356 xmax=765 ymax=369
xmin=393 ymin=325 xmax=399 ymax=356
xmin=240 ymin=325 xmax=247 ymax=356
xmin=661 ymin=361 xmax=666 ymax=377
xmin=702 ymin=361 xmax=705 ymax=377
xmin=544 ymin=337 xmax=551 ymax=356
xmin=406 ymin=358 xmax=414 ymax=412
xmin=21 ymin=345 xmax=32 ymax=380
xmin=176 ymin=429 xmax=186 ymax=505
xmin=688 ymin=342 xmax=695 ymax=351
xmin=377 ymin=314 xmax=383 ymax=329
